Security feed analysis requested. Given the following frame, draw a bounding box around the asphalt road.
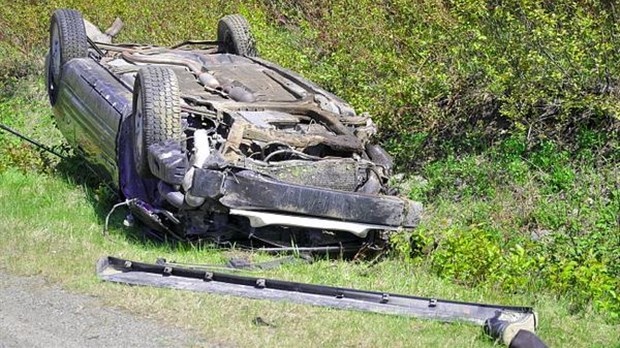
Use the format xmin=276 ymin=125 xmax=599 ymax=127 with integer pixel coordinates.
xmin=0 ymin=271 xmax=201 ymax=348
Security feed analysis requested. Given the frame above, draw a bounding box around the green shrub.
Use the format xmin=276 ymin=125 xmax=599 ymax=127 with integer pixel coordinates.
xmin=2 ymin=1 xmax=618 ymax=165
xmin=392 ymin=134 xmax=619 ymax=321
xmin=393 ymin=223 xmax=619 ymax=321
xmin=1 ymin=0 xmax=618 ymax=322
xmin=430 ymin=227 xmax=503 ymax=285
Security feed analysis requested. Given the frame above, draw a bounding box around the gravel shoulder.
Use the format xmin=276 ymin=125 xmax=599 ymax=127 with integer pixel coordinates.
xmin=0 ymin=271 xmax=202 ymax=348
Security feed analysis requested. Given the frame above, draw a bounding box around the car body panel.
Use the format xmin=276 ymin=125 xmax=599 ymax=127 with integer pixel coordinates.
xmin=54 ymin=58 xmax=132 ymax=183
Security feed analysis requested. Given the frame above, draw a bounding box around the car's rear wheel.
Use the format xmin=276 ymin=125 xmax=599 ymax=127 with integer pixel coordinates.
xmin=217 ymin=14 xmax=258 ymax=57
xmin=47 ymin=9 xmax=88 ymax=106
xmin=132 ymin=66 xmax=183 ymax=177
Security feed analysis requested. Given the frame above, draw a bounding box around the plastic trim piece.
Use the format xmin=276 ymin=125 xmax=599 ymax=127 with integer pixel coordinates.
xmin=97 ymin=256 xmax=537 ymax=327
xmin=229 ymin=209 xmax=399 ymax=237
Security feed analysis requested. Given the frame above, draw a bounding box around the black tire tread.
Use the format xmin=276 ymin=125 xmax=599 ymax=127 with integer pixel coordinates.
xmin=51 ymin=9 xmax=88 ymax=66
xmin=217 ymin=14 xmax=258 ymax=57
xmin=134 ymin=66 xmax=182 ymax=176
xmin=48 ymin=9 xmax=87 ymax=105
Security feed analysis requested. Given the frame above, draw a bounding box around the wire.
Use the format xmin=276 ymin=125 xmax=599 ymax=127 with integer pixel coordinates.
xmin=103 ymin=199 xmax=137 ymax=237
xmin=0 ymin=123 xmax=68 ymax=159
xmin=87 ymin=37 xmax=106 ymax=58
xmin=263 ymin=149 xmax=323 ymax=162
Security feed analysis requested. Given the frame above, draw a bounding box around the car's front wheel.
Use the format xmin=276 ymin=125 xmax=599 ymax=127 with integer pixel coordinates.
xmin=47 ymin=9 xmax=88 ymax=106
xmin=132 ymin=66 xmax=183 ymax=177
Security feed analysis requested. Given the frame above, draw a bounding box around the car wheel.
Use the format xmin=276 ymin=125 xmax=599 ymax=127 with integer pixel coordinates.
xmin=217 ymin=14 xmax=258 ymax=57
xmin=47 ymin=9 xmax=88 ymax=106
xmin=132 ymin=66 xmax=182 ymax=177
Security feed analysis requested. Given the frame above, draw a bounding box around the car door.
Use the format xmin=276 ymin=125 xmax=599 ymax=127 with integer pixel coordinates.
xmin=54 ymin=58 xmax=132 ymax=183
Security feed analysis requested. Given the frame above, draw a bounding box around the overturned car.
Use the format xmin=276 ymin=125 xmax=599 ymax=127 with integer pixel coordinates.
xmin=46 ymin=9 xmax=422 ymax=254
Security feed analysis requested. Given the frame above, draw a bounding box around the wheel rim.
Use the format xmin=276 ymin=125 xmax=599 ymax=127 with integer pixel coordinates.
xmin=50 ymin=24 xmax=61 ymax=90
xmin=134 ymin=89 xmax=145 ymax=169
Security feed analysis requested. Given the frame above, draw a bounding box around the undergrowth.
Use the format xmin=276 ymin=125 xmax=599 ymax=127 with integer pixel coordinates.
xmin=260 ymin=0 xmax=620 ymax=167
xmin=390 ymin=134 xmax=619 ymax=320
xmin=0 ymin=0 xmax=618 ymax=323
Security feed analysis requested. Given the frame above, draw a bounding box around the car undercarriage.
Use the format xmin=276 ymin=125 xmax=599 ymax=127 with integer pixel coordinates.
xmin=35 ymin=10 xmax=548 ymax=345
xmin=47 ymin=9 xmax=422 ymax=255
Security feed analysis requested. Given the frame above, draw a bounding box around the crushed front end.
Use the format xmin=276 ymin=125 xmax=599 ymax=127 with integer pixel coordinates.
xmin=100 ymin=45 xmax=422 ymax=253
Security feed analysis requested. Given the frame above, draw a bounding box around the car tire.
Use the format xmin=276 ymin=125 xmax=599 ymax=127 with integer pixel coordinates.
xmin=132 ymin=66 xmax=183 ymax=178
xmin=47 ymin=9 xmax=88 ymax=106
xmin=217 ymin=14 xmax=258 ymax=57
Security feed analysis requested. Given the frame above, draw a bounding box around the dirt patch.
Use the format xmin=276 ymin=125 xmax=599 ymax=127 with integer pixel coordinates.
xmin=0 ymin=271 xmax=204 ymax=348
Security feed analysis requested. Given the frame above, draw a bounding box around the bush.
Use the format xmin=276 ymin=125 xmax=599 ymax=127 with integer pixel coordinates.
xmin=1 ymin=1 xmax=618 ymax=165
xmin=261 ymin=0 xmax=620 ymax=166
xmin=1 ymin=0 xmax=618 ymax=321
xmin=391 ymin=134 xmax=619 ymax=321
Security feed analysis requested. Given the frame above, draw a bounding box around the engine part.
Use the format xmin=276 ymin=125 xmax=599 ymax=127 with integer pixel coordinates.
xmin=157 ymin=181 xmax=184 ymax=209
xmin=147 ymin=140 xmax=188 ymax=185
xmin=183 ymin=129 xmax=211 ymax=208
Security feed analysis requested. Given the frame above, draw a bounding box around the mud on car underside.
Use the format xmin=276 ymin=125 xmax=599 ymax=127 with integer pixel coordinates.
xmin=46 ymin=9 xmax=422 ymax=255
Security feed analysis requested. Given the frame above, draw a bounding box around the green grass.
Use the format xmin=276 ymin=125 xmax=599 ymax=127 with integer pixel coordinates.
xmin=0 ymin=78 xmax=617 ymax=345
xmin=393 ymin=136 xmax=620 ymax=319
xmin=0 ymin=74 xmax=66 ymax=172
xmin=0 ymin=168 xmax=618 ymax=347
xmin=1 ymin=1 xmax=619 ymax=346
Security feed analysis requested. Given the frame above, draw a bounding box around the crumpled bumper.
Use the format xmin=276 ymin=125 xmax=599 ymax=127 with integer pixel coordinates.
xmin=189 ymin=168 xmax=423 ymax=235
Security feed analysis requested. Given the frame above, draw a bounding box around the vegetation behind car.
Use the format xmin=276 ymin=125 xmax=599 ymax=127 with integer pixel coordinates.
xmin=0 ymin=0 xmax=618 ymax=341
